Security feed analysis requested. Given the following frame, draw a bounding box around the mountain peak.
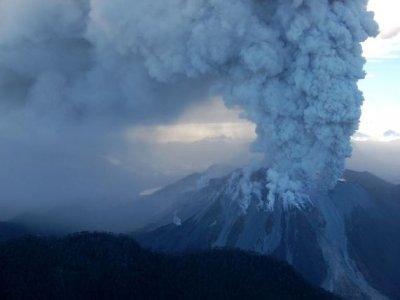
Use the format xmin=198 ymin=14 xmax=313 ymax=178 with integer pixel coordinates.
xmin=135 ymin=168 xmax=400 ymax=300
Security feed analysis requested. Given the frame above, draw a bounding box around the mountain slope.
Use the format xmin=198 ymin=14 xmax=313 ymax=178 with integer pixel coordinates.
xmin=0 ymin=232 xmax=338 ymax=300
xmin=0 ymin=222 xmax=30 ymax=242
xmin=9 ymin=165 xmax=236 ymax=234
xmin=135 ymin=169 xmax=400 ymax=300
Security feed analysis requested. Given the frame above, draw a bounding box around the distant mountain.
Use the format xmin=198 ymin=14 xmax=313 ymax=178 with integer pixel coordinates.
xmin=349 ymin=140 xmax=400 ymax=184
xmin=383 ymin=130 xmax=400 ymax=138
xmin=0 ymin=232 xmax=338 ymax=300
xmin=10 ymin=164 xmax=237 ymax=234
xmin=134 ymin=169 xmax=400 ymax=300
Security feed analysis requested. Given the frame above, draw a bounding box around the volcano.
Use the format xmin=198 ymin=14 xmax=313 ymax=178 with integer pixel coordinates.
xmin=135 ymin=168 xmax=400 ymax=300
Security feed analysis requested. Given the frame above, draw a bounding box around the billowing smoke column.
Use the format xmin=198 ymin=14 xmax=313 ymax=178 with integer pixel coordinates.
xmin=221 ymin=0 xmax=379 ymax=208
xmin=0 ymin=0 xmax=377 ymax=208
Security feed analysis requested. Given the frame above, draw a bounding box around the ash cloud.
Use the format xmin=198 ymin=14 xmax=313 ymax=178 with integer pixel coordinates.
xmin=0 ymin=0 xmax=377 ymax=209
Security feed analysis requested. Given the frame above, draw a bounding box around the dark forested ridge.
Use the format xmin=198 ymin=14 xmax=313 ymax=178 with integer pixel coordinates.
xmin=0 ymin=222 xmax=30 ymax=242
xmin=0 ymin=232 xmax=339 ymax=300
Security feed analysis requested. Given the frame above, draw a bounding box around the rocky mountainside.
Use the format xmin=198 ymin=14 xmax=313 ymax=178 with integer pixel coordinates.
xmin=0 ymin=232 xmax=338 ymax=300
xmin=135 ymin=169 xmax=400 ymax=300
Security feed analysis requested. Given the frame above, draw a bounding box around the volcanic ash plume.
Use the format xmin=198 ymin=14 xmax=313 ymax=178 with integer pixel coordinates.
xmin=0 ymin=0 xmax=377 ymax=208
xmin=221 ymin=0 xmax=379 ymax=208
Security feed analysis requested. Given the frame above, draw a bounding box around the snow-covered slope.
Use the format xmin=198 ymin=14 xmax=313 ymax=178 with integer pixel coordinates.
xmin=135 ymin=169 xmax=400 ymax=300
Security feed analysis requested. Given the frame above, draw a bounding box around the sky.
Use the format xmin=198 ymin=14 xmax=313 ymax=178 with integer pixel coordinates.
xmin=358 ymin=0 xmax=400 ymax=139
xmin=0 ymin=0 xmax=399 ymax=221
xmin=132 ymin=0 xmax=399 ymax=143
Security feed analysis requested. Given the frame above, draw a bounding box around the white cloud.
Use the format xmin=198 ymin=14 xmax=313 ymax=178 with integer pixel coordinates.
xmin=126 ymin=97 xmax=256 ymax=144
xmin=363 ymin=0 xmax=400 ymax=59
xmin=359 ymin=102 xmax=400 ymax=141
xmin=363 ymin=36 xmax=400 ymax=59
xmin=368 ymin=0 xmax=400 ymax=35
xmin=127 ymin=122 xmax=256 ymax=144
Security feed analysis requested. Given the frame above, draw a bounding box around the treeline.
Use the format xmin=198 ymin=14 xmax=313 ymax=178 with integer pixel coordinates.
xmin=0 ymin=232 xmax=339 ymax=300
